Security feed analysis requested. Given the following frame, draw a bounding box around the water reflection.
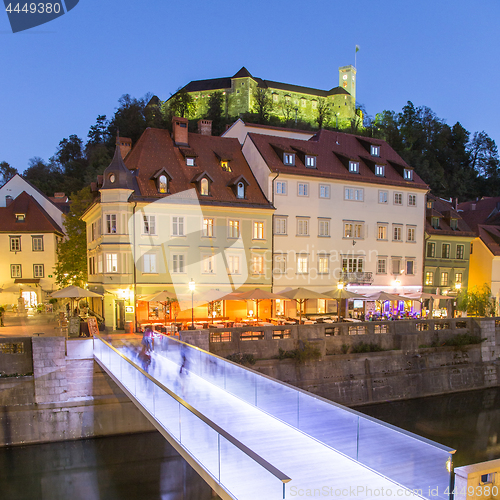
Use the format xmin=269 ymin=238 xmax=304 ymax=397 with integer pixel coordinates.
xmin=358 ymin=387 xmax=500 ymax=467
xmin=0 ymin=432 xmax=219 ymax=500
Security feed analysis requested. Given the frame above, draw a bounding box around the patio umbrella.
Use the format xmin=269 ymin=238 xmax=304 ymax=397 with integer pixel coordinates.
xmin=278 ymin=288 xmax=332 ymax=324
xmin=231 ymin=288 xmax=284 ymax=323
xmin=402 ymin=292 xmax=451 ymax=317
xmin=197 ymin=289 xmax=237 ymax=323
xmin=50 ymin=285 xmax=103 ymax=317
xmin=142 ymin=290 xmax=177 ymax=325
xmin=324 ymin=289 xmax=367 ymax=320
xmin=365 ymin=291 xmax=404 ymax=318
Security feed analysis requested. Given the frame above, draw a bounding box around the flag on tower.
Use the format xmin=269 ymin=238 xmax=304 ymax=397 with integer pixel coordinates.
xmin=355 ymin=45 xmax=360 ymax=53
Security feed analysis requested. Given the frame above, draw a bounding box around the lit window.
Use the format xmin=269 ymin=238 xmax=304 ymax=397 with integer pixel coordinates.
xmin=305 ymin=156 xmax=316 ymax=168
xmin=252 ymin=255 xmax=264 ymax=274
xmin=393 ymin=225 xmax=402 ymax=241
xmin=377 ymin=259 xmax=386 ymax=274
xmin=442 ymin=244 xmax=450 ymax=258
xmin=228 ymin=255 xmax=240 ymax=274
xmin=370 ymin=145 xmax=380 ymax=157
xmin=298 ymin=183 xmax=309 ymax=196
xmin=274 ymin=217 xmax=287 ymax=235
xmin=106 ymin=214 xmax=117 ymax=234
xmin=220 ymin=161 xmax=231 ymax=172
xmin=236 ymin=182 xmax=245 ymax=199
xmin=344 ymin=221 xmax=363 ymax=239
xmin=253 ymin=221 xmax=264 ymax=239
xmin=172 ymin=254 xmax=184 ymax=273
xmin=15 ymin=214 xmax=25 ymax=222
xmin=427 ymin=242 xmax=435 ymax=257
xmin=441 ymin=272 xmax=448 ymax=286
xmin=106 ymin=254 xmax=118 ymax=273
xmin=200 ymin=178 xmax=209 ymax=196
xmin=186 ymin=157 xmax=195 ymax=166
xmin=408 ymin=194 xmax=416 ymax=206
xmin=283 ymin=153 xmax=295 ymax=166
xmin=143 ymin=254 xmax=157 ymax=274
xmin=407 ymin=226 xmax=416 ymax=242
xmin=425 ymin=272 xmax=433 ymax=285
xmin=394 ymin=193 xmax=403 ymax=205
xmin=32 ymin=236 xmax=43 ymax=251
xmin=203 ymin=255 xmax=215 ymax=273
xmin=203 ymin=218 xmax=214 ymax=237
xmin=10 ymin=236 xmax=21 ymax=252
xmin=342 ymin=258 xmax=364 ymax=272
xmin=427 ymin=200 xmax=433 ymax=209
xmin=318 ymin=219 xmax=330 ymax=237
xmin=375 ymin=165 xmax=385 ymax=176
xmin=379 ymin=191 xmax=388 ymax=204
xmin=143 ymin=215 xmax=156 ymax=235
xmin=297 ymin=218 xmax=309 ymax=236
xmin=276 ymin=181 xmax=287 ymax=195
xmin=274 ymin=254 xmax=286 ymax=274
xmin=349 ymin=161 xmax=359 ymax=173
xmin=158 ymin=175 xmax=168 ymax=193
xmin=297 ymin=255 xmax=309 ymax=273
xmin=10 ymin=264 xmax=21 ymax=278
xmin=228 ymin=220 xmax=240 ymax=238
xmin=404 ymin=169 xmax=413 ymax=181
xmin=272 ymin=93 xmax=279 ymax=103
xmin=377 ymin=225 xmax=387 ymax=240
xmin=406 ymin=260 xmax=415 ymax=275
xmin=172 ymin=216 xmax=185 ymax=236
xmin=318 ymin=255 xmax=329 ymax=274
xmin=456 ymin=245 xmax=464 ymax=259
xmin=319 ymin=184 xmax=330 ymax=198
xmin=455 ymin=273 xmax=463 ymax=284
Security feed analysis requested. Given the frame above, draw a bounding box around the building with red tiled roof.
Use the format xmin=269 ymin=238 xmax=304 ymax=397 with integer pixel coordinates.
xmin=0 ymin=191 xmax=65 ymax=310
xmin=423 ymin=194 xmax=474 ymax=304
xmin=238 ymin=127 xmax=429 ymax=316
xmin=83 ymin=121 xmax=275 ymax=331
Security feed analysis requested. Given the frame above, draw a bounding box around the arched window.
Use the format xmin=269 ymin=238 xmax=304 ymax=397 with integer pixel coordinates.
xmin=237 ymin=182 xmax=245 ymax=199
xmin=158 ymin=175 xmax=167 ymax=193
xmin=200 ymin=178 xmax=209 ymax=196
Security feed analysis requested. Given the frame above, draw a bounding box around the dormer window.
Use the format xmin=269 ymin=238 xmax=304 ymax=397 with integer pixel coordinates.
xmin=237 ymin=182 xmax=245 ymax=199
xmin=186 ymin=157 xmax=195 ymax=166
xmin=200 ymin=178 xmax=209 ymax=196
xmin=432 ymin=217 xmax=440 ymax=229
xmin=220 ymin=160 xmax=232 ymax=172
xmin=158 ymin=175 xmax=168 ymax=194
xmin=109 ymin=173 xmax=116 ymax=183
xmin=427 ymin=200 xmax=433 ymax=209
xmin=283 ymin=153 xmax=295 ymax=166
xmin=349 ymin=161 xmax=359 ymax=173
xmin=305 ymin=156 xmax=316 ymax=168
xmin=15 ymin=213 xmax=25 ymax=222
xmin=404 ymin=168 xmax=413 ymax=181
xmin=370 ymin=145 xmax=380 ymax=157
xmin=450 ymin=219 xmax=458 ymax=230
xmin=375 ymin=165 xmax=385 ymax=176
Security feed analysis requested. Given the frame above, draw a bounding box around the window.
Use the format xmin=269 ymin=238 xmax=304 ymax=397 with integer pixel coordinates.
xmin=349 ymin=161 xmax=359 ymax=173
xmin=377 ymin=258 xmax=387 ymax=274
xmin=283 ymin=153 xmax=295 ymax=166
xmin=456 ymin=244 xmax=464 ymax=259
xmin=407 ymin=226 xmax=416 ymax=242
xmin=158 ymin=175 xmax=168 ymax=193
xmin=272 ymin=93 xmax=279 ymax=103
xmin=427 ymin=242 xmax=435 ymax=257
xmin=470 ymin=243 xmax=473 ymax=254
xmin=455 ymin=273 xmax=463 ymax=284
xmin=252 ymin=255 xmax=264 ymax=274
xmin=379 ymin=191 xmax=388 ymax=204
xmin=345 ymin=187 xmax=364 ymax=201
xmin=274 ymin=217 xmax=287 ymax=235
xmin=228 ymin=220 xmax=240 ymax=238
xmin=236 ymin=182 xmax=245 ymax=199
xmin=10 ymin=264 xmax=21 ymax=278
xmin=297 ymin=218 xmax=309 ymax=236
xmin=106 ymin=254 xmax=118 ymax=273
xmin=318 ymin=219 xmax=330 ymax=237
xmin=220 ymin=161 xmax=231 ymax=172
xmin=377 ymin=225 xmax=388 ymax=240
xmin=318 ymin=255 xmax=329 ymax=274
xmin=344 ymin=221 xmax=363 ymax=239
xmin=441 ymin=272 xmax=448 ymax=286
xmin=342 ymin=258 xmax=364 ymax=272
xmin=406 ymin=260 xmax=415 ymax=275
xmin=298 ymin=183 xmax=309 ymax=196
xmin=32 ymin=264 xmax=44 ymax=278
xmin=97 ymin=255 xmax=103 ymax=274
xmin=442 ymin=244 xmax=450 ymax=259
xmin=276 ymin=181 xmax=287 ymax=195
xmin=425 ymin=272 xmax=433 ymax=285
xmin=297 ymin=255 xmax=309 ymax=274
xmin=408 ymin=194 xmax=417 ymax=206
xmin=404 ymin=169 xmax=414 ymax=181
xmin=143 ymin=254 xmax=157 ymax=274
xmin=394 ymin=193 xmax=403 ymax=205
xmin=274 ymin=254 xmax=286 ymax=274
xmin=393 ymin=225 xmax=403 ymax=241
xmin=186 ymin=157 xmax=195 ymax=166
xmin=172 ymin=216 xmax=185 ymax=236
xmin=15 ymin=213 xmax=25 ymax=222
xmin=143 ymin=215 xmax=156 ymax=235
xmin=370 ymin=145 xmax=380 ymax=157
xmin=228 ymin=255 xmax=240 ymax=274
xmin=450 ymin=219 xmax=458 ymax=230
xmin=431 ymin=217 xmax=440 ymax=229
xmin=305 ymin=156 xmax=316 ymax=168
xmin=427 ymin=200 xmax=433 ymax=209
xmin=10 ymin=236 xmax=20 ymax=252
xmin=203 ymin=255 xmax=215 ymax=273
xmin=300 ymin=98 xmax=306 ymax=107
xmin=319 ymin=184 xmax=330 ymax=198
xmin=203 ymin=218 xmax=214 ymax=237
xmin=200 ymin=178 xmax=209 ymax=196
xmin=391 ymin=258 xmax=401 ymax=275
xmin=253 ymin=221 xmax=264 ymax=239
xmin=171 ymin=254 xmax=184 ymax=274
xmin=375 ymin=165 xmax=385 ymax=176
xmin=106 ymin=214 xmax=117 ymax=234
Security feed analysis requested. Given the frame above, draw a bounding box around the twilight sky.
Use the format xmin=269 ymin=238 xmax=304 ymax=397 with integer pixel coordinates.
xmin=1 ymin=0 xmax=499 ymax=176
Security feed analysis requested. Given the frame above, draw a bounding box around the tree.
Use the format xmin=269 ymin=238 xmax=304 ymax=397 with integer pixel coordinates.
xmin=206 ymin=91 xmax=225 ymax=135
xmin=54 ymin=187 xmax=93 ymax=288
xmin=23 ymin=157 xmax=65 ymax=195
xmin=87 ymin=115 xmax=109 ymax=147
xmin=107 ymin=94 xmax=149 ymax=145
xmin=316 ymin=98 xmax=332 ymax=129
xmin=164 ymin=88 xmax=196 ymax=120
xmin=457 ymin=284 xmax=495 ymax=317
xmin=252 ymin=87 xmax=273 ymax=124
xmin=0 ymin=161 xmax=17 ymax=185
xmin=280 ymin=97 xmax=296 ymax=125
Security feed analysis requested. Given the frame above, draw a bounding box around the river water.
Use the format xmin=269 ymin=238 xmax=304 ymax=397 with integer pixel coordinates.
xmin=2 ymin=387 xmax=499 ymax=498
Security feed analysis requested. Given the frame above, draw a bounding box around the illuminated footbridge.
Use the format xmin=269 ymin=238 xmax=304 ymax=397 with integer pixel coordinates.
xmin=93 ymin=334 xmax=455 ymax=500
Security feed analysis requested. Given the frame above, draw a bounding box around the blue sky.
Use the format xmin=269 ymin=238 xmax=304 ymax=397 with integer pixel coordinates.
xmin=1 ymin=0 xmax=499 ymax=176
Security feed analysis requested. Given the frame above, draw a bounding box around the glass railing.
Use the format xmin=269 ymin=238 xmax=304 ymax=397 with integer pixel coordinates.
xmin=93 ymin=335 xmax=291 ymax=500
xmin=151 ymin=334 xmax=455 ymax=500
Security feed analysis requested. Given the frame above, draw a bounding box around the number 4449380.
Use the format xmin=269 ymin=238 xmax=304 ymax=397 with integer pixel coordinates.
xmin=5 ymin=3 xmax=61 ymax=14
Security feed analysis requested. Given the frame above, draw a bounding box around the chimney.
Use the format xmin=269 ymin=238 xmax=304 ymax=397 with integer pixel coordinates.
xmin=198 ymin=119 xmax=212 ymax=136
xmin=54 ymin=192 xmax=66 ymax=199
xmin=172 ymin=117 xmax=189 ymax=146
xmin=118 ymin=137 xmax=132 ymax=159
xmin=5 ymin=195 xmax=12 ymax=206
xmin=471 ymin=203 xmax=476 ymax=210
xmin=453 ymin=198 xmax=458 ymax=210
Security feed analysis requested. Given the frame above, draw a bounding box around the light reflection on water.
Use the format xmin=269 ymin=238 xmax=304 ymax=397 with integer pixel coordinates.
xmin=0 ymin=432 xmax=219 ymax=500
xmin=357 ymin=387 xmax=500 ymax=467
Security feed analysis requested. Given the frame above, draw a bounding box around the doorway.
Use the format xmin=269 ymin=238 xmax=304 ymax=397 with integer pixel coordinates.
xmin=115 ymin=300 xmax=125 ymax=330
xmin=22 ymin=291 xmax=37 ymax=308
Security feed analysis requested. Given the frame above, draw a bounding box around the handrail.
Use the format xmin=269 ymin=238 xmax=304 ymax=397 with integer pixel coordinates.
xmin=94 ymin=333 xmax=291 ymax=484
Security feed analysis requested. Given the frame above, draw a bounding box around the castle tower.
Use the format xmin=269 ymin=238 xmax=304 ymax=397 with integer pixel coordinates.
xmin=339 ymin=65 xmax=356 ymax=101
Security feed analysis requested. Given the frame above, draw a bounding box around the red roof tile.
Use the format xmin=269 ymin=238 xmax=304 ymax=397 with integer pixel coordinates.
xmin=426 ymin=194 xmax=474 ymax=236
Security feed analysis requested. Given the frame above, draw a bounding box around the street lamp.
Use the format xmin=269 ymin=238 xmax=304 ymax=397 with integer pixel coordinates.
xmin=337 ymin=282 xmax=344 ymax=290
xmin=455 ymin=282 xmax=462 ymax=291
xmin=189 ymin=279 xmax=195 ymax=329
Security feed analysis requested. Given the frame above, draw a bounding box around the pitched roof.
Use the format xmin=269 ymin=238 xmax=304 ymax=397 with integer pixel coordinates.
xmin=123 ymin=128 xmax=273 ymax=208
xmin=458 ymin=197 xmax=500 ymax=233
xmin=477 ymin=225 xmax=500 ymax=256
xmin=426 ymin=194 xmax=475 ymax=236
xmin=101 ymin=144 xmax=136 ymax=191
xmin=0 ymin=191 xmax=64 ymax=234
xmin=247 ymin=129 xmax=428 ymax=190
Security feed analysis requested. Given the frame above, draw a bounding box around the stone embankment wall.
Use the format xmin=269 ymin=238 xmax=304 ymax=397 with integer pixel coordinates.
xmin=0 ymin=338 xmax=153 ymax=448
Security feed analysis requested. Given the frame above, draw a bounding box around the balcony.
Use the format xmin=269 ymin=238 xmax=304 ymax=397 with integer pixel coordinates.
xmin=340 ymin=272 xmax=373 ymax=285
